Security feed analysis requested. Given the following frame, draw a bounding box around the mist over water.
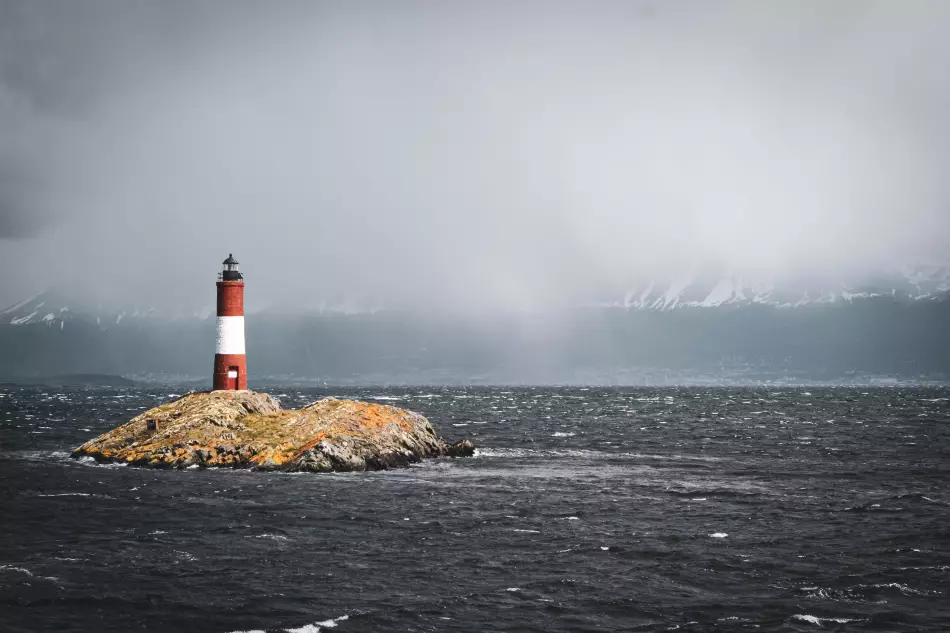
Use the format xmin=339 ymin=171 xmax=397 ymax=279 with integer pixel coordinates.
xmin=2 ymin=1 xmax=950 ymax=311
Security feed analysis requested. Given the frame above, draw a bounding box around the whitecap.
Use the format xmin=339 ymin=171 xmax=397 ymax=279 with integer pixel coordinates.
xmin=864 ymin=582 xmax=931 ymax=596
xmin=251 ymin=534 xmax=290 ymax=541
xmin=793 ymin=614 xmax=862 ymax=625
xmin=285 ymin=615 xmax=349 ymax=632
xmin=472 ymin=447 xmax=530 ymax=458
xmin=0 ymin=565 xmax=34 ymax=577
xmin=512 ymin=529 xmax=540 ymax=533
xmin=792 ymin=613 xmax=821 ymax=626
xmin=0 ymin=564 xmax=60 ymax=583
xmin=317 ymin=615 xmax=349 ymax=627
xmin=552 ymin=432 xmax=576 ymax=437
xmin=36 ymin=492 xmax=91 ymax=497
xmin=710 ymin=532 xmax=728 ymax=538
xmin=76 ymin=456 xmax=128 ymax=469
xmin=506 ymin=587 xmax=521 ymax=592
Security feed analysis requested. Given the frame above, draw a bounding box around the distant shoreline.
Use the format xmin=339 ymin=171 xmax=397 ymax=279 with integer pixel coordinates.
xmin=0 ymin=373 xmax=136 ymax=387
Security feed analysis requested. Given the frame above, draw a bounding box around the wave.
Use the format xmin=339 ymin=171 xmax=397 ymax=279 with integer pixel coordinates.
xmin=801 ymin=581 xmax=937 ymax=602
xmin=663 ymin=485 xmax=764 ymax=498
xmin=230 ymin=614 xmax=349 ymax=633
xmin=0 ymin=564 xmax=60 ymax=584
xmin=845 ymin=492 xmax=950 ymax=511
xmin=793 ymin=614 xmax=864 ymax=626
xmin=858 ymin=582 xmax=935 ymax=596
xmin=250 ymin=533 xmax=291 ymax=541
xmin=893 ymin=492 xmax=950 ymax=506
xmin=472 ymin=446 xmax=720 ymax=462
xmin=843 ymin=502 xmax=905 ymax=513
xmin=75 ymin=455 xmax=128 ymax=468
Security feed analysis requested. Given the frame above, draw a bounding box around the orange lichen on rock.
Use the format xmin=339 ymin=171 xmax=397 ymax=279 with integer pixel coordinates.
xmin=72 ymin=390 xmax=474 ymax=472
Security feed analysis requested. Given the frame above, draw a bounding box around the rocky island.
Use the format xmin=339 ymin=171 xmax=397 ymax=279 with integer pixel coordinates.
xmin=72 ymin=390 xmax=474 ymax=472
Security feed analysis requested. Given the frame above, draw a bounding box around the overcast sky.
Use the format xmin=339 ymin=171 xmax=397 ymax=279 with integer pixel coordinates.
xmin=1 ymin=0 xmax=948 ymax=312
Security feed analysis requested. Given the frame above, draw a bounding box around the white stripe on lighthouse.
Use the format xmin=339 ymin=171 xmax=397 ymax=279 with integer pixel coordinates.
xmin=215 ymin=316 xmax=246 ymax=354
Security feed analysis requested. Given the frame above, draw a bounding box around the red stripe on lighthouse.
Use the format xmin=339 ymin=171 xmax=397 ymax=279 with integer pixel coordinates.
xmin=216 ymin=281 xmax=244 ymax=316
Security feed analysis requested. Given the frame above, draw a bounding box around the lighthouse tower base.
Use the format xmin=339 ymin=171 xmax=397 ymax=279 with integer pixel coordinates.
xmin=213 ymin=354 xmax=247 ymax=391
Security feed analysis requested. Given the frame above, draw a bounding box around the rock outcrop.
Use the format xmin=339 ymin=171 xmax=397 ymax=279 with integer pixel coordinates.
xmin=72 ymin=390 xmax=474 ymax=472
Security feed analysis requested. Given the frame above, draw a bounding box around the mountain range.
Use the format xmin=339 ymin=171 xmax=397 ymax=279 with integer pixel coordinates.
xmin=2 ymin=263 xmax=949 ymax=385
xmin=5 ymin=262 xmax=949 ymax=328
xmin=612 ymin=262 xmax=950 ymax=310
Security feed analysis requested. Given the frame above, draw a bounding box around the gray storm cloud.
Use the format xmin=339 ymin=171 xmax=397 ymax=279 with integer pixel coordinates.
xmin=1 ymin=0 xmax=948 ymax=311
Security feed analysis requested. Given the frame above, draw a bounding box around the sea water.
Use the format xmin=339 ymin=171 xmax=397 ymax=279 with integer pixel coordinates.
xmin=1 ymin=386 xmax=949 ymax=632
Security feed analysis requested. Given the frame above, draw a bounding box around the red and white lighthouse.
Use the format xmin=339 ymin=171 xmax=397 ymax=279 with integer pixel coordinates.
xmin=213 ymin=254 xmax=247 ymax=390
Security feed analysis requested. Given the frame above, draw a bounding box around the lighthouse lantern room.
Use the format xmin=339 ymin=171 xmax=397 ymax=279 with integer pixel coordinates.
xmin=213 ymin=254 xmax=247 ymax=391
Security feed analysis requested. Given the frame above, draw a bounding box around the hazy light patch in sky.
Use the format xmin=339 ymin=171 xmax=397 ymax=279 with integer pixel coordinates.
xmin=0 ymin=0 xmax=948 ymax=311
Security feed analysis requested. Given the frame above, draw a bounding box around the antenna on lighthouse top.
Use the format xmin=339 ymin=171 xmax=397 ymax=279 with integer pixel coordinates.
xmin=221 ymin=253 xmax=243 ymax=281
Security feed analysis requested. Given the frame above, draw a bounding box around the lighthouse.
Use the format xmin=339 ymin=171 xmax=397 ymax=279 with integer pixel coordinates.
xmin=213 ymin=254 xmax=247 ymax=390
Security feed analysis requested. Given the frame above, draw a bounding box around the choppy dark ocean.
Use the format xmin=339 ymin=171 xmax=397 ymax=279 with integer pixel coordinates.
xmin=1 ymin=386 xmax=949 ymax=632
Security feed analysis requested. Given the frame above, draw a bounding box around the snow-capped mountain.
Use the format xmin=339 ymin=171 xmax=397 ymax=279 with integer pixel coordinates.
xmin=0 ymin=289 xmax=214 ymax=328
xmin=0 ymin=288 xmax=372 ymax=327
xmin=615 ymin=262 xmax=950 ymax=310
xmin=2 ymin=293 xmax=69 ymax=328
xmin=2 ymin=269 xmax=949 ymax=382
xmin=3 ymin=261 xmax=949 ymax=326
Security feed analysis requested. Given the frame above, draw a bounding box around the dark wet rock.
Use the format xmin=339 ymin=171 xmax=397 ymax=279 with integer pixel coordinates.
xmin=445 ymin=439 xmax=476 ymax=457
